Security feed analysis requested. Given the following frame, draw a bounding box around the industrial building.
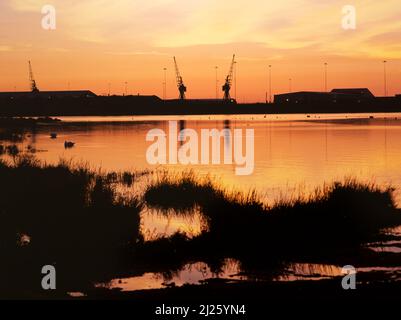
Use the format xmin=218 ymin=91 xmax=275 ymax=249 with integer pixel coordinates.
xmin=274 ymin=88 xmax=375 ymax=104
xmin=0 ymin=59 xmax=400 ymax=116
xmin=330 ymin=88 xmax=375 ymax=98
xmin=0 ymin=61 xmax=97 ymax=100
xmin=0 ymin=90 xmax=97 ymax=100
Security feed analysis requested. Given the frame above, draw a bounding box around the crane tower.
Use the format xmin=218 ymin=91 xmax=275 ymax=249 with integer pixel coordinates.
xmin=222 ymin=54 xmax=235 ymax=101
xmin=28 ymin=60 xmax=39 ymax=93
xmin=173 ymin=57 xmax=187 ymax=100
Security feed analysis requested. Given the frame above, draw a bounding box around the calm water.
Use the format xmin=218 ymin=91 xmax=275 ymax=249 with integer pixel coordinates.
xmin=8 ymin=112 xmax=401 ymax=238
xmin=17 ymin=113 xmax=401 ymax=203
xmin=5 ymin=112 xmax=401 ymax=292
xmin=6 ymin=113 xmax=401 ymax=235
xmin=97 ymin=261 xmax=343 ymax=292
xmin=99 ymin=260 xmax=401 ymax=292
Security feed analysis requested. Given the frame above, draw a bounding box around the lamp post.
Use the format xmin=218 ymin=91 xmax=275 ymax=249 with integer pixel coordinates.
xmin=324 ymin=62 xmax=328 ymax=92
xmin=383 ymin=60 xmax=388 ymax=97
xmin=215 ymin=66 xmax=218 ymax=99
xmin=234 ymin=61 xmax=237 ymax=101
xmin=163 ymin=68 xmax=167 ymax=100
xmin=268 ymin=65 xmax=272 ymax=103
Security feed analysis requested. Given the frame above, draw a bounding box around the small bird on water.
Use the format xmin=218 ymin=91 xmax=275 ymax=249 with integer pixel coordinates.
xmin=64 ymin=141 xmax=75 ymax=149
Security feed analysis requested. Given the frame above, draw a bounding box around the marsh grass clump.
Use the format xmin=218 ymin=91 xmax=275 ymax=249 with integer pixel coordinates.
xmin=2 ymin=159 xmax=401 ymax=297
xmin=0 ymin=157 xmax=143 ymax=296
xmin=143 ymin=173 xmax=401 ymax=264
xmin=267 ymin=179 xmax=399 ymax=250
xmin=144 ymin=171 xmax=243 ymax=212
xmin=0 ymin=129 xmax=25 ymax=142
xmin=0 ymin=144 xmax=20 ymax=157
xmin=122 ymin=171 xmax=134 ymax=187
xmin=91 ymin=176 xmax=116 ymax=208
xmin=6 ymin=144 xmax=20 ymax=156
xmin=105 ymin=170 xmax=151 ymax=187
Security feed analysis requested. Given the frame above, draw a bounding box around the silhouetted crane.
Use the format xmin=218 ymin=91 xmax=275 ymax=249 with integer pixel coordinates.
xmin=28 ymin=60 xmax=39 ymax=93
xmin=222 ymin=54 xmax=235 ymax=101
xmin=174 ymin=57 xmax=186 ymax=100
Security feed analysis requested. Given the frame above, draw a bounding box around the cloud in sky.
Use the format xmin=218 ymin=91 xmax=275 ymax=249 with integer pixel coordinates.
xmin=1 ymin=0 xmax=400 ymax=99
xmin=0 ymin=45 xmax=12 ymax=52
xmin=2 ymin=0 xmax=400 ymax=58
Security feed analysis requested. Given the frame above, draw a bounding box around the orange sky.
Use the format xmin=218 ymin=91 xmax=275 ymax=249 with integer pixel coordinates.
xmin=0 ymin=0 xmax=400 ymax=102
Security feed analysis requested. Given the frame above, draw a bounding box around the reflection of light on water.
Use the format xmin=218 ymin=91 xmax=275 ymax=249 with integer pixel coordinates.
xmin=98 ymin=259 xmax=401 ymax=292
xmin=279 ymin=263 xmax=401 ymax=282
xmin=17 ymin=234 xmax=31 ymax=247
xmin=369 ymin=246 xmax=401 ymax=253
xmin=100 ymin=259 xmax=243 ymax=292
xmin=57 ymin=113 xmax=401 ymax=123
xmin=99 ymin=262 xmax=387 ymax=292
xmin=7 ymin=114 xmax=401 ymax=206
xmin=277 ymin=263 xmax=343 ymax=281
xmin=140 ymin=206 xmax=207 ymax=241
xmin=367 ymin=232 xmax=401 ymax=253
xmin=68 ymin=292 xmax=86 ymax=298
xmin=385 ymin=226 xmax=401 ymax=236
xmin=356 ymin=266 xmax=401 ymax=273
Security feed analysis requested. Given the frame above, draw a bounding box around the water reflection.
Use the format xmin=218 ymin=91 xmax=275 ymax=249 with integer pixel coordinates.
xmin=100 ymin=259 xmax=243 ymax=292
xmin=224 ymin=119 xmax=231 ymax=153
xmin=140 ymin=206 xmax=206 ymax=241
xmin=178 ymin=120 xmax=186 ymax=147
xmin=20 ymin=114 xmax=401 ymax=207
xmin=99 ymin=260 xmax=401 ymax=292
xmin=4 ymin=113 xmax=401 ymax=237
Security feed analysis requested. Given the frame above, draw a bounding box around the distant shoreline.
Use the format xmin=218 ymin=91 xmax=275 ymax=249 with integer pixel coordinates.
xmin=1 ymin=95 xmax=401 ymax=117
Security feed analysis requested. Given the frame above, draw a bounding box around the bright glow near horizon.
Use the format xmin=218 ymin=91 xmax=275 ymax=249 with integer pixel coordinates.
xmin=0 ymin=0 xmax=400 ymax=101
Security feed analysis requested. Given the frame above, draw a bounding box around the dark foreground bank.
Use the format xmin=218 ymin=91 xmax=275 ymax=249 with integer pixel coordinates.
xmin=1 ymin=156 xmax=401 ymax=301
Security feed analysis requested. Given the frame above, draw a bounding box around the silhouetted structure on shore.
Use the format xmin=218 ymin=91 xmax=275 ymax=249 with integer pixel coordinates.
xmin=0 ymin=88 xmax=400 ymax=116
xmin=0 ymin=90 xmax=96 ymax=99
xmin=272 ymin=88 xmax=401 ymax=113
xmin=274 ymin=88 xmax=375 ymax=104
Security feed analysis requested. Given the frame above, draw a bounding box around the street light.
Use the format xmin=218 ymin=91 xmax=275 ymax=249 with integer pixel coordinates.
xmin=268 ymin=65 xmax=272 ymax=103
xmin=324 ymin=62 xmax=328 ymax=92
xmin=163 ymin=68 xmax=167 ymax=100
xmin=234 ymin=61 xmax=237 ymax=101
xmin=383 ymin=60 xmax=387 ymax=96
xmin=215 ymin=66 xmax=218 ymax=99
